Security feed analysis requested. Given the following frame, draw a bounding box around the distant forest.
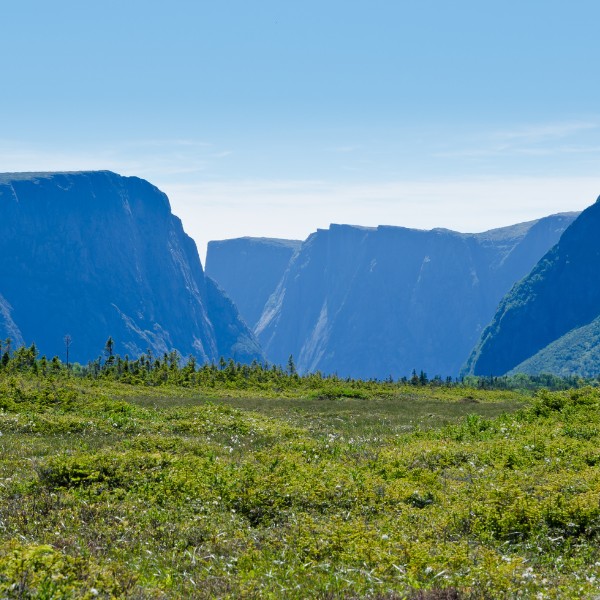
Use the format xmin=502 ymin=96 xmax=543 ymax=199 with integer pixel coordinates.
xmin=0 ymin=338 xmax=596 ymax=393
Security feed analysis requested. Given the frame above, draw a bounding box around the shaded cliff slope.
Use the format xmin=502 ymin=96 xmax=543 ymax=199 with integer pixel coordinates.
xmin=466 ymin=197 xmax=600 ymax=376
xmin=0 ymin=171 xmax=262 ymax=364
xmin=254 ymin=213 xmax=577 ymax=378
xmin=205 ymin=237 xmax=301 ymax=328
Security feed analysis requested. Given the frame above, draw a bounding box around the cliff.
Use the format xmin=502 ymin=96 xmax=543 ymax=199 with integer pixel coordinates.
xmin=0 ymin=171 xmax=262 ymax=364
xmin=253 ymin=213 xmax=577 ymax=378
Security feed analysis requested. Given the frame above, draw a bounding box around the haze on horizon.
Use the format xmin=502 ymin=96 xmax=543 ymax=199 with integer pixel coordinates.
xmin=2 ymin=0 xmax=599 ymax=262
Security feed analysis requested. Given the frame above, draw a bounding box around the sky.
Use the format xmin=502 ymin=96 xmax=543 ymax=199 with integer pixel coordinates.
xmin=1 ymin=0 xmax=600 ymax=262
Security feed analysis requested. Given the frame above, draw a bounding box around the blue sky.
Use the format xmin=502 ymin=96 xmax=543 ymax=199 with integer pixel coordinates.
xmin=2 ymin=1 xmax=600 ymax=260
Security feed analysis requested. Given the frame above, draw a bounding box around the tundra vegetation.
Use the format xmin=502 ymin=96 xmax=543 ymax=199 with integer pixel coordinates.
xmin=0 ymin=345 xmax=599 ymax=598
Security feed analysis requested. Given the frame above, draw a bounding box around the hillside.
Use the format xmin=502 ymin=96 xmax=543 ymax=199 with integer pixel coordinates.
xmin=466 ymin=196 xmax=600 ymax=376
xmin=508 ymin=315 xmax=600 ymax=377
xmin=254 ymin=214 xmax=577 ymax=379
xmin=205 ymin=237 xmax=301 ymax=328
xmin=0 ymin=171 xmax=262 ymax=364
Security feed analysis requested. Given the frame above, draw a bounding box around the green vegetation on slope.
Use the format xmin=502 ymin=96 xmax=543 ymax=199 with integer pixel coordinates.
xmin=0 ymin=369 xmax=600 ymax=598
xmin=509 ymin=315 xmax=600 ymax=378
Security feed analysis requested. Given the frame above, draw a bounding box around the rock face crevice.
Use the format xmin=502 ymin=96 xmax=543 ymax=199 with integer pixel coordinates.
xmin=205 ymin=237 xmax=302 ymax=329
xmin=0 ymin=171 xmax=262 ymax=364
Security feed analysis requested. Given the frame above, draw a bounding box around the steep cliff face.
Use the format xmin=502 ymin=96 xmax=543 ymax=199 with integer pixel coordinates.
xmin=0 ymin=171 xmax=262 ymax=364
xmin=205 ymin=237 xmax=301 ymax=328
xmin=466 ymin=198 xmax=600 ymax=376
xmin=254 ymin=213 xmax=577 ymax=379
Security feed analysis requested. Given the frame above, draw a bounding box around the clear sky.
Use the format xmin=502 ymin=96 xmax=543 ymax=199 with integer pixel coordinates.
xmin=2 ymin=1 xmax=600 ymax=262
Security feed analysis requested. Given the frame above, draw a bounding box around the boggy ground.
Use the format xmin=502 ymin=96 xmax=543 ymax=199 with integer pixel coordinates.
xmin=0 ymin=375 xmax=599 ymax=598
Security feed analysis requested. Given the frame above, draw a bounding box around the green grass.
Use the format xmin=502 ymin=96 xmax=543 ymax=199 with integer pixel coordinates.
xmin=0 ymin=375 xmax=599 ymax=598
xmin=129 ymin=387 xmax=523 ymax=444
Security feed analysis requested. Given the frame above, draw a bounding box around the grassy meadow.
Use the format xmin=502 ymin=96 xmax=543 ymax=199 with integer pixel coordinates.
xmin=0 ymin=371 xmax=599 ymax=598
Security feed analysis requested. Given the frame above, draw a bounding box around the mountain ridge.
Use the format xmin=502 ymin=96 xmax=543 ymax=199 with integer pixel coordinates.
xmin=215 ymin=212 xmax=578 ymax=378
